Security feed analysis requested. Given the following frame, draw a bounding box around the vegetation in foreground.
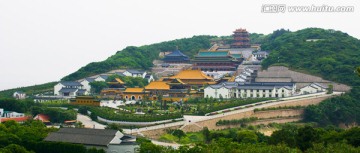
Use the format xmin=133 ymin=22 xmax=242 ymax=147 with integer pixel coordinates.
xmin=140 ymin=124 xmax=360 ymax=153
xmin=0 ymin=120 xmax=105 ymax=153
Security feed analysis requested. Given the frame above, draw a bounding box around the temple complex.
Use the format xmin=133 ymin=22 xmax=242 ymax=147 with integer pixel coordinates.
xmin=231 ymin=28 xmax=251 ymax=48
xmin=144 ymin=81 xmax=170 ymax=100
xmin=192 ymin=51 xmax=240 ymax=71
xmin=162 ymin=50 xmax=190 ymax=63
xmin=100 ymin=78 xmax=125 ymax=99
xmin=162 ymin=69 xmax=216 ymax=86
xmin=123 ymin=88 xmax=148 ymax=101
xmin=158 ymin=70 xmax=216 ymax=101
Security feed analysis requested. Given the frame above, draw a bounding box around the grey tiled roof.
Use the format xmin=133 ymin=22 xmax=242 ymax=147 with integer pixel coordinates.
xmin=165 ymin=50 xmax=188 ymax=57
xmin=115 ymin=72 xmax=126 ymax=76
xmin=84 ymin=78 xmax=95 ymax=83
xmin=253 ymin=51 xmax=269 ymax=55
xmin=60 ymin=81 xmax=82 ymax=86
xmin=126 ymin=69 xmax=145 ymax=74
xmin=14 ymin=91 xmax=25 ymax=94
xmin=44 ymin=128 xmax=119 ymax=146
xmin=237 ymin=86 xmax=275 ymax=90
xmin=98 ymin=75 xmax=109 ymax=80
xmin=77 ymin=89 xmax=87 ymax=94
xmin=311 ymin=83 xmax=327 ymax=89
xmin=207 ymin=82 xmax=295 ymax=90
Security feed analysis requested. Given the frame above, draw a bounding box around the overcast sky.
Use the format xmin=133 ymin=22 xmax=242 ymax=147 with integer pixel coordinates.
xmin=0 ymin=0 xmax=359 ymax=91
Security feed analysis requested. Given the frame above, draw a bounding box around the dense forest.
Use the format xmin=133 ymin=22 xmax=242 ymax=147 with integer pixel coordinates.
xmin=261 ymin=28 xmax=360 ymax=86
xmin=304 ymin=87 xmax=360 ymax=127
xmin=62 ymin=35 xmax=215 ymax=81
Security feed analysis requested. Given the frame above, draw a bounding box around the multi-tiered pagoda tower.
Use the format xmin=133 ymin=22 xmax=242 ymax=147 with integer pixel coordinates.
xmin=231 ymin=28 xmax=251 ymax=48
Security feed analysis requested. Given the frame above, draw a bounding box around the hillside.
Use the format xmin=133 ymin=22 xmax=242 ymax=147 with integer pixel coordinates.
xmin=261 ymin=28 xmax=360 ymax=86
xmin=0 ymin=82 xmax=57 ymax=98
xmin=2 ymin=28 xmax=360 ymax=98
xmin=61 ymin=35 xmax=215 ymax=81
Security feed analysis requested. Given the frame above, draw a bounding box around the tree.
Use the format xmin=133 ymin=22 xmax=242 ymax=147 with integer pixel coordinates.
xmin=78 ymin=106 xmax=88 ymax=115
xmin=342 ymin=127 xmax=360 ymax=147
xmin=157 ymin=94 xmax=163 ymax=110
xmin=89 ymin=81 xmax=108 ymax=94
xmin=327 ymin=84 xmax=333 ymax=94
xmin=219 ymin=94 xmax=223 ymax=102
xmin=0 ymin=144 xmax=33 ymax=153
xmin=202 ymin=127 xmax=211 ymax=143
xmin=296 ymin=126 xmax=319 ymax=151
xmin=105 ymin=123 xmax=124 ymax=132
xmin=172 ymin=129 xmax=186 ymax=141
xmin=357 ymin=67 xmax=360 ymax=77
xmin=269 ymin=125 xmax=298 ymax=148
xmin=74 ymin=121 xmax=85 ymax=128
xmin=236 ymin=130 xmax=258 ymax=144
xmin=90 ymin=112 xmax=97 ymax=121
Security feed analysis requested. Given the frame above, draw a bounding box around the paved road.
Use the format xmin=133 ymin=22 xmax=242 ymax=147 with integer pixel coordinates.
xmin=77 ymin=114 xmax=106 ymax=129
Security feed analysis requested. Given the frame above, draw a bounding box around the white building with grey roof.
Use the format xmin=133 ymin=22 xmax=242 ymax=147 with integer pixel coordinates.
xmin=54 ymin=81 xmax=85 ymax=97
xmin=205 ymin=82 xmax=296 ymax=99
xmin=78 ymin=78 xmax=95 ymax=94
xmin=299 ymin=83 xmax=328 ymax=94
xmin=123 ymin=69 xmax=147 ymax=78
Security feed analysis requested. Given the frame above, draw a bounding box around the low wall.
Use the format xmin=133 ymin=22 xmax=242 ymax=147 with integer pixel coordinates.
xmin=97 ymin=116 xmax=184 ymax=126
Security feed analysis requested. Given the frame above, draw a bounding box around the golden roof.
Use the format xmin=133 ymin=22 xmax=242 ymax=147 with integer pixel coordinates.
xmin=108 ymin=78 xmax=125 ymax=84
xmin=115 ymin=78 xmax=124 ymax=84
xmin=168 ymin=78 xmax=186 ymax=85
xmin=169 ymin=70 xmax=214 ymax=80
xmin=124 ymin=88 xmax=144 ymax=93
xmin=145 ymin=81 xmax=170 ymax=90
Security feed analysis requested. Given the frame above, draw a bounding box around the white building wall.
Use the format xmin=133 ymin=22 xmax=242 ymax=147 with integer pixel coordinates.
xmin=312 ymin=84 xmax=327 ymax=92
xmin=4 ymin=112 xmax=25 ymax=118
xmin=94 ymin=77 xmax=106 ymax=82
xmin=79 ymin=80 xmax=91 ymax=95
xmin=54 ymin=83 xmax=64 ymax=96
xmin=123 ymin=71 xmax=132 ymax=77
xmin=300 ymin=86 xmax=318 ymax=94
xmin=204 ymin=87 xmax=215 ymax=98
xmin=142 ymin=72 xmax=147 ymax=78
xmin=0 ymin=108 xmax=3 ymax=117
xmin=204 ymin=87 xmax=230 ymax=99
